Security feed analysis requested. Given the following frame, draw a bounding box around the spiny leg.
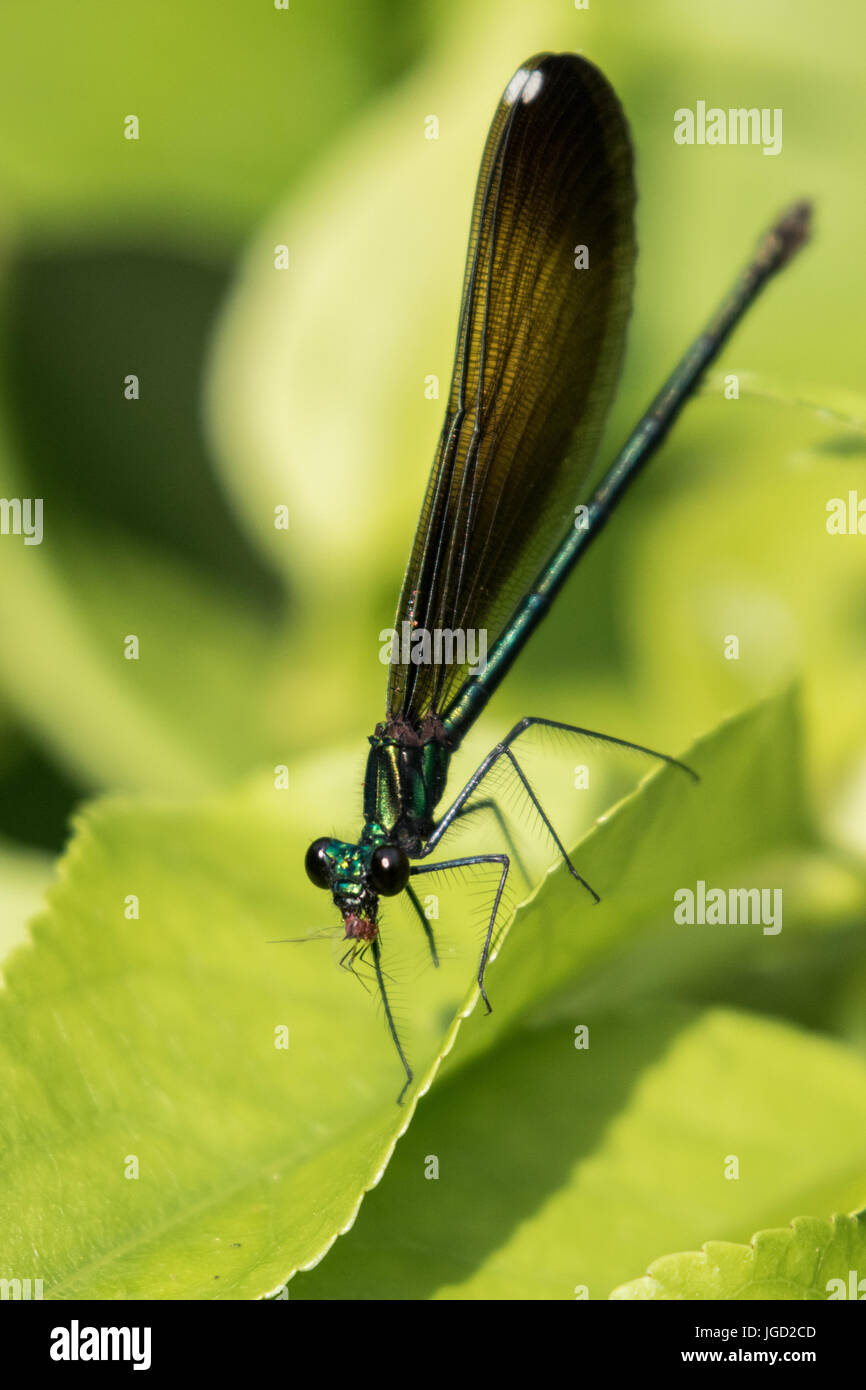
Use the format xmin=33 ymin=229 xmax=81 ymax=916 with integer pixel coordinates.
xmin=452 ymin=797 xmax=532 ymax=888
xmin=423 ymin=743 xmax=598 ymax=902
xmin=501 ymin=745 xmax=598 ymax=901
xmin=423 ymin=714 xmax=698 ymax=897
xmin=404 ymin=881 xmax=439 ymax=967
xmin=411 ymin=853 xmax=509 ymax=1014
xmin=371 ymin=937 xmax=413 ymax=1106
xmin=504 ymin=716 xmax=699 ymax=782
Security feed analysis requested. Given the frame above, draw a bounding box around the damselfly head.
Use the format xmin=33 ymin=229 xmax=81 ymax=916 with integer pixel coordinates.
xmin=304 ymin=835 xmax=411 ymax=935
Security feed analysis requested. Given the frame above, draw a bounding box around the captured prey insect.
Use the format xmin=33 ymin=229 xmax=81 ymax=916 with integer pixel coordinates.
xmin=302 ymin=52 xmax=811 ymax=1102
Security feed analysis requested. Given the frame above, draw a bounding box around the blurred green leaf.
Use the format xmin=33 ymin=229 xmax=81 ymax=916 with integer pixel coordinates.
xmin=0 ymin=0 xmax=426 ymax=243
xmin=0 ymin=245 xmax=288 ymax=793
xmin=624 ymin=412 xmax=866 ymax=839
xmin=0 ymin=708 xmax=82 ymax=853
xmin=612 ymin=1213 xmax=866 ymax=1301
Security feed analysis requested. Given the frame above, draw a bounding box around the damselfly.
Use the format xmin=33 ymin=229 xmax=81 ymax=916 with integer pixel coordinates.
xmin=301 ymin=52 xmax=811 ymax=1101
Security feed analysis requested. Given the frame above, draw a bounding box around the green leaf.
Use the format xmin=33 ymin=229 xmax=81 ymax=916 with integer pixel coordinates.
xmin=611 ymin=1212 xmax=866 ymax=1301
xmin=0 ymin=837 xmax=53 ymax=963
xmin=439 ymin=687 xmax=810 ymax=1078
xmin=291 ymin=1010 xmax=866 ymax=1300
xmin=0 ymin=691 xmax=821 ymax=1298
xmin=0 ymin=785 xmax=471 ymax=1300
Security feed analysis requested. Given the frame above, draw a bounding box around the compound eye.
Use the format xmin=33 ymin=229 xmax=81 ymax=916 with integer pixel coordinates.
xmin=368 ymin=845 xmax=410 ymax=896
xmin=304 ymin=838 xmax=332 ymax=890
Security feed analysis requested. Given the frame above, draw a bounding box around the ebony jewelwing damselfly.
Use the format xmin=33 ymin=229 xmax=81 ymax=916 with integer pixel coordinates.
xmin=301 ymin=52 xmax=811 ymax=1102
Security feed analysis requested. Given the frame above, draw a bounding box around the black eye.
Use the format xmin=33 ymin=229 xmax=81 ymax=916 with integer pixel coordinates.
xmin=368 ymin=845 xmax=410 ymax=896
xmin=304 ymin=838 xmax=331 ymax=889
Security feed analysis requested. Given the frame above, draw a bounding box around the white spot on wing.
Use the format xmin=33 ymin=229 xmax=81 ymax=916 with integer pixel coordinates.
xmin=503 ymin=68 xmax=530 ymax=105
xmin=522 ymin=69 xmax=544 ymax=104
xmin=503 ymin=66 xmax=545 ymax=106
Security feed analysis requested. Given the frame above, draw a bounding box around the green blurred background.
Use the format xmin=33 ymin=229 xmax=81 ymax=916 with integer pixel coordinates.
xmin=0 ymin=0 xmax=863 ymax=937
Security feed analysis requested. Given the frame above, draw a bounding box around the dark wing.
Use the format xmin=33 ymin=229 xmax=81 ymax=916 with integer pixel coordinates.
xmin=386 ymin=52 xmax=636 ymax=728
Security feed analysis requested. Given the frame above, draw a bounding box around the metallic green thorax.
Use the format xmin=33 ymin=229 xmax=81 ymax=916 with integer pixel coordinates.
xmin=362 ymin=732 xmax=450 ymax=854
